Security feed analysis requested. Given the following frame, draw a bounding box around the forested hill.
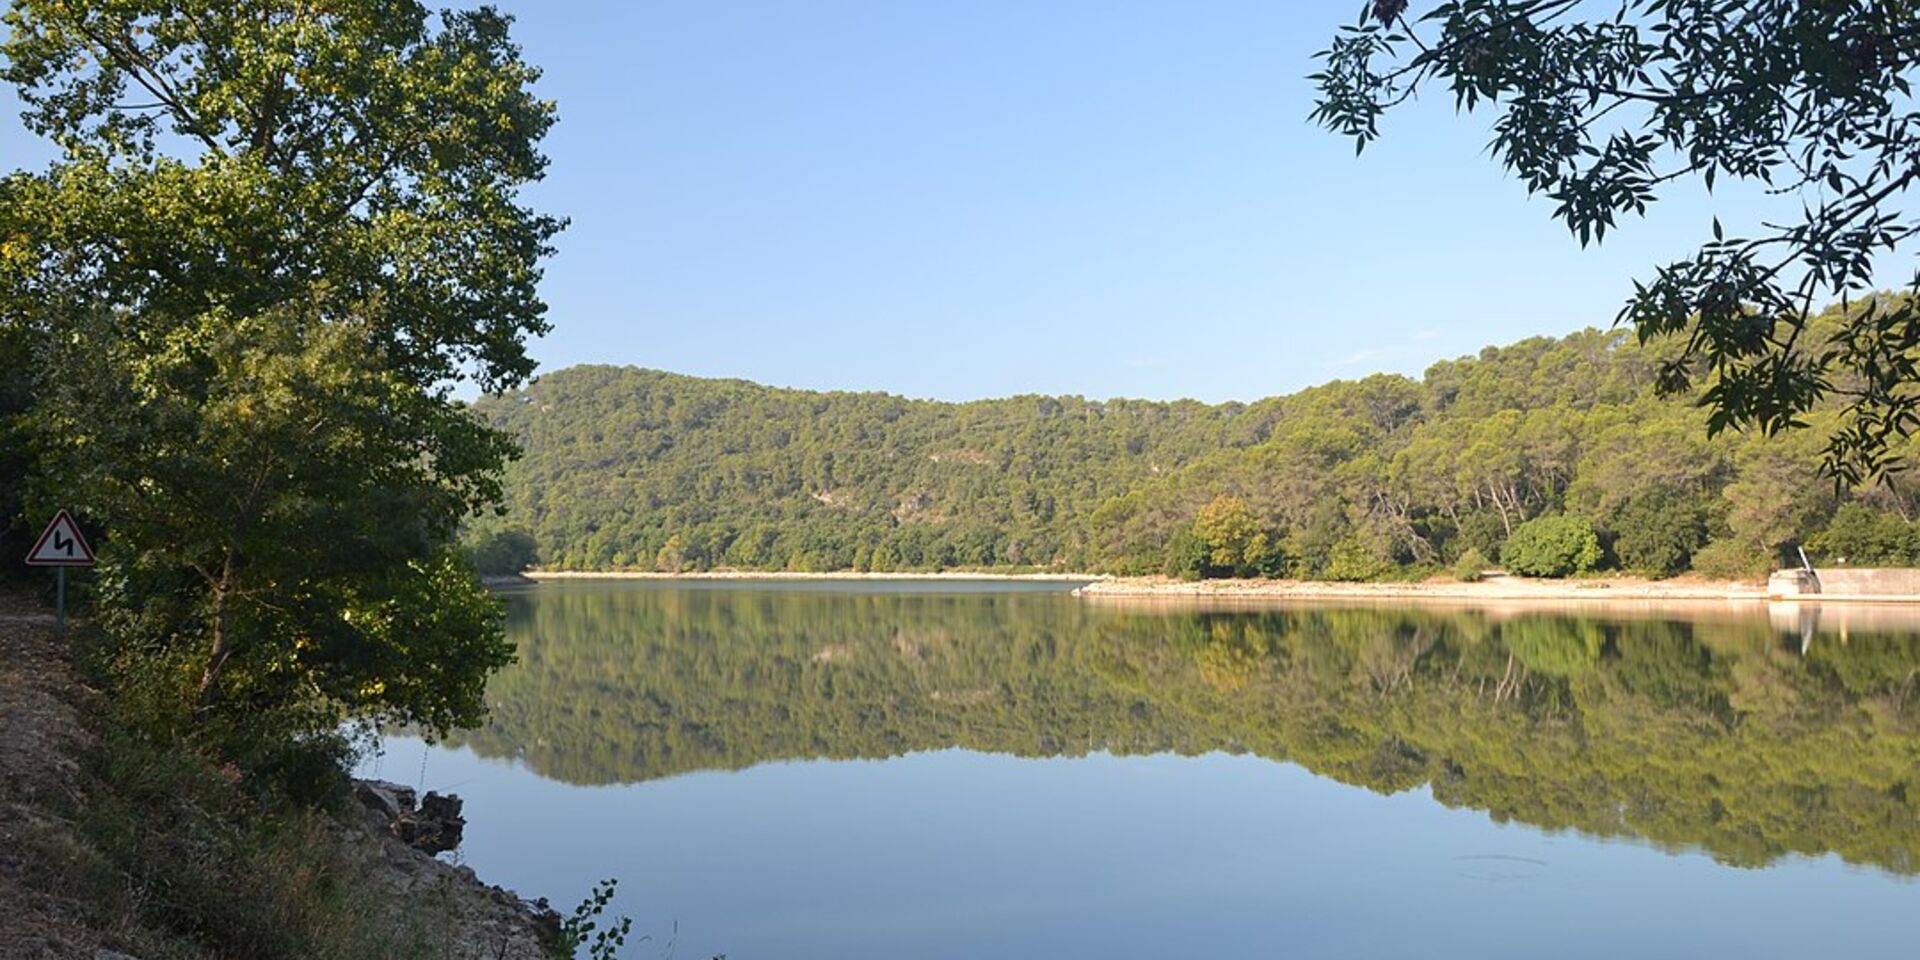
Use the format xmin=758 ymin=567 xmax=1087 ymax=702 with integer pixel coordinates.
xmin=472 ymin=315 xmax=1920 ymax=579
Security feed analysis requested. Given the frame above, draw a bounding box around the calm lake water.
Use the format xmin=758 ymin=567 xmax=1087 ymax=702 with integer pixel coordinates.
xmin=365 ymin=581 xmax=1920 ymax=959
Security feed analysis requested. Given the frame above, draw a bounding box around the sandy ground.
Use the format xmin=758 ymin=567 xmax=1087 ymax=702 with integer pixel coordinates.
xmin=525 ymin=569 xmax=1093 ymax=582
xmin=1073 ymin=572 xmax=1770 ymax=602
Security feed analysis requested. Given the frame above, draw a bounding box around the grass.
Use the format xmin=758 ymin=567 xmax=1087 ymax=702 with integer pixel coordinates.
xmin=0 ymin=588 xmax=485 ymax=960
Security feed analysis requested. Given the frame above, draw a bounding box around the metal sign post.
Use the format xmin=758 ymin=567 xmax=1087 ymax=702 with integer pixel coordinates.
xmin=25 ymin=510 xmax=95 ymax=636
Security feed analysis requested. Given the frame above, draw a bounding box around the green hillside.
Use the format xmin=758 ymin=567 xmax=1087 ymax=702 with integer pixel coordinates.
xmin=472 ymin=309 xmax=1920 ymax=578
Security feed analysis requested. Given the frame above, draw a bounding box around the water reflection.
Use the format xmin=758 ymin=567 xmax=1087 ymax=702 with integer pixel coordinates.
xmin=442 ymin=583 xmax=1920 ymax=877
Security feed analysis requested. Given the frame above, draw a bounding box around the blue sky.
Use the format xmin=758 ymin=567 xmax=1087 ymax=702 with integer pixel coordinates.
xmin=2 ymin=2 xmax=1890 ymax=403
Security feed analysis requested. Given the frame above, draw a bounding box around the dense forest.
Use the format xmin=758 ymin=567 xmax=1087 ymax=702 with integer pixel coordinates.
xmin=471 ymin=300 xmax=1920 ymax=580
xmin=446 ymin=586 xmax=1920 ymax=875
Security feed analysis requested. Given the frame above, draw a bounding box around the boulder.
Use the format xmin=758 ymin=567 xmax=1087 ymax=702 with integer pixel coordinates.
xmin=353 ymin=779 xmax=465 ymax=854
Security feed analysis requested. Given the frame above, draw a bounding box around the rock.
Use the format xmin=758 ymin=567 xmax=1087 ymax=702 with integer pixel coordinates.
xmin=353 ymin=779 xmax=416 ymax=822
xmin=352 ymin=779 xmax=464 ymax=854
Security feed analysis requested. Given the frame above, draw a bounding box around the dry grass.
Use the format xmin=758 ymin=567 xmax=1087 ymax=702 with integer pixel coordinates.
xmin=0 ymin=586 xmax=528 ymax=960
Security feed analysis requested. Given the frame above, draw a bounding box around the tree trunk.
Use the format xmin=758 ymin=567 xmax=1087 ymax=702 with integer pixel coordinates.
xmin=198 ymin=568 xmax=234 ymax=709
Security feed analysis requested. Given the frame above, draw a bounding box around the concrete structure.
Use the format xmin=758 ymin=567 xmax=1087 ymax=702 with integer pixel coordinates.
xmin=1767 ymin=568 xmax=1820 ymax=599
xmin=1808 ymin=567 xmax=1920 ymax=598
xmin=1767 ymin=566 xmax=1920 ymax=601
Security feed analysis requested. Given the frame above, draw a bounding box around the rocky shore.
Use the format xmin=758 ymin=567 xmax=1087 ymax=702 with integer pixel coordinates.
xmin=0 ymin=592 xmax=563 ymax=960
xmin=344 ymin=780 xmax=561 ymax=960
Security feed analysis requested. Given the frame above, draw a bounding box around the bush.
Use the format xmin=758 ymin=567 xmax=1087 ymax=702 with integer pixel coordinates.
xmin=1689 ymin=539 xmax=1772 ymax=580
xmin=1610 ymin=491 xmax=1707 ymax=577
xmin=1161 ymin=528 xmax=1209 ymax=581
xmin=1325 ymin=534 xmax=1392 ymax=582
xmin=1808 ymin=504 xmax=1920 ymax=565
xmin=1451 ymin=548 xmax=1491 ymax=582
xmin=1451 ymin=511 xmax=1508 ymax=563
xmin=1501 ymin=515 xmax=1603 ymax=577
xmin=462 ymin=526 xmax=539 ymax=576
xmin=55 ymin=729 xmax=441 ymax=960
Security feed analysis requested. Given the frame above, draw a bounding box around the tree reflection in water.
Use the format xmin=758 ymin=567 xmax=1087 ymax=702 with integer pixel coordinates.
xmin=442 ymin=586 xmax=1920 ymax=876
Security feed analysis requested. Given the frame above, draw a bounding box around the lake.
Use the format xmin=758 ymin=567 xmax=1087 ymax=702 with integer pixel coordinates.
xmin=364 ymin=580 xmax=1920 ymax=959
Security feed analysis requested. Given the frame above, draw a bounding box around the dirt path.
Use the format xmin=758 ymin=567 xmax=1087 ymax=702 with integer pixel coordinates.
xmin=0 ymin=592 xmax=98 ymax=958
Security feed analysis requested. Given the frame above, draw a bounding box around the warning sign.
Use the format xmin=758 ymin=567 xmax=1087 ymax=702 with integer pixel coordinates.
xmin=25 ymin=510 xmax=94 ymax=566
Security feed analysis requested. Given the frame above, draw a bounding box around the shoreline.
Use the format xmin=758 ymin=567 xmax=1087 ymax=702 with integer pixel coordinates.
xmin=523 ymin=569 xmax=1096 ymax=583
xmin=506 ymin=569 xmax=1920 ymax=605
xmin=1074 ymin=573 xmax=1770 ymax=603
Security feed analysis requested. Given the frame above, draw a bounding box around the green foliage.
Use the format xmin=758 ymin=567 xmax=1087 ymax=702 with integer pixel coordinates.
xmin=1313 ymin=3 xmax=1920 ymax=483
xmin=1449 ymin=548 xmax=1490 ymax=583
xmin=1688 ymin=540 xmax=1771 ymax=581
xmin=656 ymin=534 xmax=692 ymax=574
xmin=482 ymin=367 xmax=1255 ymax=574
xmin=38 ymin=726 xmax=444 ymax=960
xmin=464 ymin=526 xmax=541 ymax=576
xmin=491 ymin=326 xmax=1920 ymax=581
xmin=1160 ymin=528 xmax=1209 ymax=581
xmin=1188 ymin=495 xmax=1281 ymax=578
xmin=1324 ymin=533 xmax=1391 ymax=582
xmin=1609 ymin=491 xmax=1708 ymax=578
xmin=1501 ymin=515 xmax=1602 ymax=578
xmin=560 ymin=878 xmax=633 ymax=960
xmin=0 ymin=0 xmax=553 ymax=745
xmin=1808 ymin=504 xmax=1920 ymax=566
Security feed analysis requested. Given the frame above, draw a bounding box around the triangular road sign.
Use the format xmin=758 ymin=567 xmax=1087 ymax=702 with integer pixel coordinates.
xmin=26 ymin=510 xmax=94 ymax=566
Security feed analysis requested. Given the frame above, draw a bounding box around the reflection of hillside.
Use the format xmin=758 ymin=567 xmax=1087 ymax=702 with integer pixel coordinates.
xmin=447 ymin=588 xmax=1920 ymax=875
xmin=449 ymin=588 xmax=1211 ymax=783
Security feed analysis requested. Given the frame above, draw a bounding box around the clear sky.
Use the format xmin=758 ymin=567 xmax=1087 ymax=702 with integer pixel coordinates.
xmin=1 ymin=1 xmax=1890 ymax=403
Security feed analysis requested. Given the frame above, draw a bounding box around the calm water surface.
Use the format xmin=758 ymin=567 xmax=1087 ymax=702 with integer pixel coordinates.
xmin=366 ymin=581 xmax=1920 ymax=959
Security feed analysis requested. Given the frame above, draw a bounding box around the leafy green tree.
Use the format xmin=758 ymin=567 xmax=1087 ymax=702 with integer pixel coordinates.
xmin=1161 ymin=528 xmax=1210 ymax=581
xmin=1325 ymin=533 xmax=1393 ymax=582
xmin=1502 ymin=514 xmax=1603 ymax=577
xmin=464 ymin=526 xmax=540 ymax=577
xmin=1688 ymin=539 xmax=1770 ymax=581
xmin=1722 ymin=441 xmax=1835 ymax=560
xmin=1313 ymin=1 xmax=1920 ymax=481
xmin=1193 ymin=495 xmax=1264 ymax=577
xmin=655 ymin=534 xmax=690 ymax=573
xmin=1 ymin=0 xmax=556 ymax=738
xmin=1807 ymin=503 xmax=1920 ymax=566
xmin=1609 ymin=490 xmax=1708 ymax=578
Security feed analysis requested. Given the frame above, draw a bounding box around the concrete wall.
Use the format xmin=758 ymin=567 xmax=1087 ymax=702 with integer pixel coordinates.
xmin=1811 ymin=567 xmax=1920 ymax=597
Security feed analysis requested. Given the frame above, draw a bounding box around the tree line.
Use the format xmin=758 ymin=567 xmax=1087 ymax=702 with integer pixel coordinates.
xmin=473 ymin=299 xmax=1920 ymax=580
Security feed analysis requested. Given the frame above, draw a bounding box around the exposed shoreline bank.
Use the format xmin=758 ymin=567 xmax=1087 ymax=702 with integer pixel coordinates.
xmin=508 ymin=569 xmax=1920 ymax=606
xmin=522 ymin=569 xmax=1095 ymax=583
xmin=0 ymin=591 xmax=561 ymax=960
xmin=1074 ymin=573 xmax=1769 ymax=602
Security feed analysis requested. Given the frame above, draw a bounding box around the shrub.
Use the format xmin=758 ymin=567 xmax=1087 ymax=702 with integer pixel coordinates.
xmin=1161 ymin=529 xmax=1209 ymax=581
xmin=462 ymin=527 xmax=539 ymax=576
xmin=1689 ymin=539 xmax=1771 ymax=580
xmin=1325 ymin=534 xmax=1392 ymax=582
xmin=1610 ymin=491 xmax=1707 ymax=578
xmin=1501 ymin=515 xmax=1603 ymax=577
xmin=1450 ymin=548 xmax=1491 ymax=582
xmin=1808 ymin=504 xmax=1920 ymax=565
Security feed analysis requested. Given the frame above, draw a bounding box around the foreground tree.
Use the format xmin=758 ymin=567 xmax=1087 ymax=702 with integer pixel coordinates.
xmin=0 ymin=1 xmax=559 ymax=741
xmin=1312 ymin=1 xmax=1920 ymax=482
